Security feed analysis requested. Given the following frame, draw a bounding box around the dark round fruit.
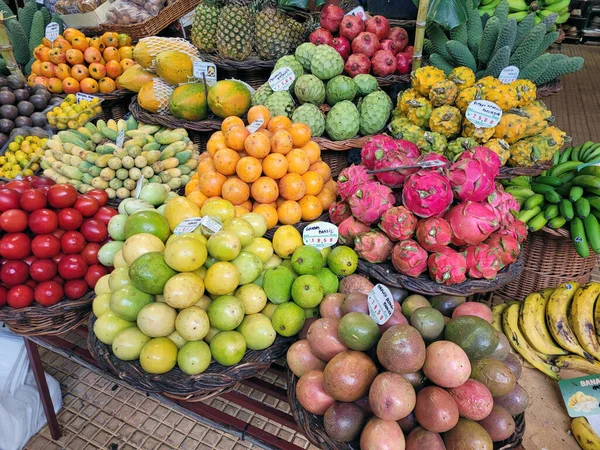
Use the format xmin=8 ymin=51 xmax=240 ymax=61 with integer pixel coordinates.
xmin=14 ymin=116 xmax=32 ymax=128
xmin=323 ymin=402 xmax=365 ymax=443
xmin=13 ymin=89 xmax=29 ymax=102
xmin=49 ymin=97 xmax=62 ymax=106
xmin=38 ymin=90 xmax=52 ymax=102
xmin=0 ymin=91 xmax=16 ymax=106
xmin=0 ymin=77 xmax=7 ymax=88
xmin=29 ymin=95 xmax=48 ymax=111
xmin=0 ymin=119 xmax=15 ymax=134
xmin=30 ymin=112 xmax=47 ymax=128
xmin=0 ymin=87 xmax=8 ymax=91
xmin=29 ymin=127 xmax=47 ymax=137
xmin=0 ymin=104 xmax=18 ymax=120
xmin=0 ymin=133 xmax=8 ymax=148
xmin=7 ymin=75 xmax=24 ymax=89
xmin=17 ymin=101 xmax=34 ymax=117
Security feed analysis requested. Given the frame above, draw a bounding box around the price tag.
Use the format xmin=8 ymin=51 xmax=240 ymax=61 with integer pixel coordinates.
xmin=179 ymin=10 xmax=195 ymax=28
xmin=465 ymin=100 xmax=502 ymax=129
xmin=559 ymin=375 xmax=600 ymax=417
xmin=499 ymin=66 xmax=520 ymax=84
xmin=36 ymin=0 xmax=44 ymax=4
xmin=199 ymin=216 xmax=222 ymax=235
xmin=76 ymin=93 xmax=97 ymax=103
xmin=193 ymin=62 xmax=217 ymax=83
xmin=302 ymin=222 xmax=338 ymax=250
xmin=346 ymin=6 xmax=367 ymax=20
xmin=368 ymin=284 xmax=394 ymax=325
xmin=173 ymin=217 xmax=203 ymax=235
xmin=116 ymin=129 xmax=125 ymax=148
xmin=134 ymin=177 xmax=144 ymax=199
xmin=246 ymin=119 xmax=264 ymax=133
xmin=45 ymin=22 xmax=60 ymax=42
xmin=268 ymin=67 xmax=295 ymax=92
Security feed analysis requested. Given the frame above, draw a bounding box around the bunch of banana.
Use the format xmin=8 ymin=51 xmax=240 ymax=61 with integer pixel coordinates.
xmin=479 ymin=0 xmax=569 ymax=25
xmin=572 ymin=417 xmax=600 ymax=450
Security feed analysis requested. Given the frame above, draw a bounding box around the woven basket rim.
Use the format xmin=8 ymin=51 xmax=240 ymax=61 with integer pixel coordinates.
xmin=498 ymin=160 xmax=554 ymax=179
xmin=0 ymin=291 xmax=94 ymax=320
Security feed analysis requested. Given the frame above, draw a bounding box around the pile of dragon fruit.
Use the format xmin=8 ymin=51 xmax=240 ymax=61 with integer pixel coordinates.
xmin=329 ymin=135 xmax=528 ymax=285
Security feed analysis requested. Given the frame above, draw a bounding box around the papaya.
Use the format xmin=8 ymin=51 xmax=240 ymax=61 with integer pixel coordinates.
xmin=168 ymin=83 xmax=208 ymax=121
xmin=137 ymin=79 xmax=174 ymax=115
xmin=207 ymin=80 xmax=252 ymax=119
xmin=116 ymin=64 xmax=157 ymax=93
xmin=155 ymin=50 xmax=194 ymax=86
xmin=133 ymin=37 xmax=200 ymax=69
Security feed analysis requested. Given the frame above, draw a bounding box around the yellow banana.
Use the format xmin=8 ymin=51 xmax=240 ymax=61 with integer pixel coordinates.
xmin=520 ymin=292 xmax=567 ymax=355
xmin=546 ymin=282 xmax=591 ymax=359
xmin=492 ymin=304 xmax=508 ymax=333
xmin=572 ymin=283 xmax=600 ymax=360
xmin=555 ymin=355 xmax=600 ymax=374
xmin=572 ymin=417 xmax=600 ymax=450
xmin=539 ymin=287 xmax=555 ymax=301
xmin=502 ymin=303 xmax=560 ymax=380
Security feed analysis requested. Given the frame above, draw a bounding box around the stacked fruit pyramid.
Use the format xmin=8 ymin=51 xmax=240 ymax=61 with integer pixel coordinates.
xmin=185 ymin=108 xmax=337 ymax=228
xmin=389 ymin=66 xmax=567 ymax=168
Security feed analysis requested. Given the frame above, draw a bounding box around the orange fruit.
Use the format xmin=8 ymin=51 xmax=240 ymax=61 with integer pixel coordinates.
xmin=262 ymin=153 xmax=288 ymax=180
xmin=279 ymin=173 xmax=306 ymax=201
xmin=270 ymin=130 xmax=293 ymax=155
xmin=236 ymin=156 xmax=263 ymax=183
xmin=235 ymin=205 xmax=250 ymax=217
xmin=277 ymin=201 xmax=302 ymax=225
xmin=286 ymin=149 xmax=311 ymax=175
xmin=317 ymin=188 xmax=336 ymax=210
xmin=221 ymin=178 xmax=250 ymax=205
xmin=289 ymin=123 xmax=312 ymax=147
xmin=221 ymin=116 xmax=245 ymax=134
xmin=302 ymin=171 xmax=324 ymax=196
xmin=324 ymin=179 xmax=338 ymax=195
xmin=251 ymin=177 xmax=279 ymax=204
xmin=199 ymin=171 xmax=227 ymax=197
xmin=187 ymin=190 xmax=209 ymax=208
xmin=184 ymin=177 xmax=200 ymax=195
xmin=298 ymin=195 xmax=323 ymax=221
xmin=302 ymin=141 xmax=321 ymax=164
xmin=244 ymin=132 xmax=271 ymax=159
xmin=253 ymin=204 xmax=278 ymax=229
xmin=309 ymin=161 xmax=331 ymax=183
xmin=207 ymin=132 xmax=227 ymax=156
xmin=253 ymin=201 xmax=277 ymax=211
xmin=257 ymin=129 xmax=271 ymax=139
xmin=247 ymin=105 xmax=270 ymax=129
xmin=240 ymin=199 xmax=253 ymax=211
xmin=225 ymin=126 xmax=250 ymax=151
xmin=197 ymin=157 xmax=217 ymax=176
xmin=214 ymin=148 xmax=241 ymax=175
xmin=276 ymin=196 xmax=286 ymax=207
xmin=267 ymin=116 xmax=292 ymax=133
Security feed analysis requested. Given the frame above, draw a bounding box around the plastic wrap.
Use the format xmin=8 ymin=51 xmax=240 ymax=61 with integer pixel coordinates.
xmin=128 ymin=0 xmax=166 ymax=16
xmin=104 ymin=0 xmax=153 ymax=24
xmin=54 ymin=0 xmax=106 ymax=14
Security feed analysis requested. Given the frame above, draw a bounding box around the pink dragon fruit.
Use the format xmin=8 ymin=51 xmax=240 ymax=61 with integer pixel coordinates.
xmin=373 ymin=148 xmax=418 ymax=188
xmin=486 ymin=232 xmax=520 ymax=266
xmin=445 ymin=201 xmax=500 ymax=246
xmin=338 ymin=216 xmax=371 ymax=246
xmin=402 ymin=170 xmax=453 ymax=218
xmin=379 ymin=206 xmax=417 ymax=241
xmin=449 ymin=155 xmax=496 ymax=202
xmin=354 ymin=230 xmax=394 ymax=263
xmin=428 ymin=248 xmax=467 ymax=285
xmin=337 ymin=165 xmax=375 ymax=201
xmin=349 ymin=181 xmax=395 ymax=225
xmin=395 ymin=139 xmax=420 ymax=158
xmin=487 ymin=183 xmax=521 ymax=226
xmin=391 ymin=239 xmax=428 ymax=277
xmin=415 ymin=217 xmax=453 ymax=252
xmin=329 ymin=201 xmax=352 ymax=225
xmin=361 ymin=134 xmax=398 ymax=169
xmin=471 ymin=146 xmax=502 ymax=173
xmin=416 ymin=152 xmax=450 ymax=172
xmin=498 ymin=220 xmax=528 ymax=243
xmin=464 ymin=244 xmax=502 ymax=279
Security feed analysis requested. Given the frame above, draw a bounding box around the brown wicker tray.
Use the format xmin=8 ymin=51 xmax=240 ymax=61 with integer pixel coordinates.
xmin=286 ymin=369 xmax=525 ymax=450
xmin=264 ymin=212 xmax=329 ymax=241
xmin=357 ymin=253 xmax=524 ymax=296
xmin=313 ymin=136 xmax=370 ymax=152
xmin=87 ymin=313 xmax=294 ymax=402
xmin=498 ymin=159 xmax=554 ymax=179
xmin=0 ymin=291 xmax=94 ymax=336
xmin=198 ymin=53 xmax=278 ymax=72
xmin=376 ymin=73 xmax=410 ymax=87
xmin=536 ymin=79 xmax=562 ymax=99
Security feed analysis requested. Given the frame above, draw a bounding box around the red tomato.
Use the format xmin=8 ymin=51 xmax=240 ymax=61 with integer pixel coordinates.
xmin=0 ymin=233 xmax=31 ymax=259
xmin=58 ymin=254 xmax=88 ymax=280
xmin=47 ymin=184 xmax=77 ymax=209
xmin=30 ymin=177 xmax=55 ymax=189
xmin=32 ymin=234 xmax=61 ymax=259
xmin=64 ymin=279 xmax=88 ymax=299
xmin=0 ymin=209 xmax=28 ymax=232
xmin=1 ymin=260 xmax=30 ymax=286
xmin=52 ymin=253 xmax=64 ymax=265
xmin=93 ymin=206 xmax=118 ymax=225
xmin=20 ymin=189 xmax=47 ymax=212
xmin=29 ymin=209 xmax=59 ymax=234
xmin=34 ymin=281 xmax=64 ymax=307
xmin=53 ymin=276 xmax=64 ymax=285
xmin=84 ymin=264 xmax=108 ymax=288
xmin=0 ymin=286 xmax=7 ymax=307
xmin=0 ymin=189 xmax=20 ymax=212
xmin=60 ymin=231 xmax=86 ymax=254
xmin=5 ymin=180 xmax=31 ymax=194
xmin=23 ymin=255 xmax=37 ymax=266
xmin=26 ymin=279 xmax=37 ymax=288
xmin=80 ymin=219 xmax=108 ymax=243
xmin=58 ymin=208 xmax=83 ymax=231
xmin=52 ymin=228 xmax=65 ymax=239
xmin=82 ymin=243 xmax=101 ymax=265
xmin=30 ymin=259 xmax=58 ymax=282
xmin=86 ymin=189 xmax=109 ymax=207
xmin=7 ymin=284 xmax=34 ymax=308
xmin=74 ymin=195 xmax=99 ymax=217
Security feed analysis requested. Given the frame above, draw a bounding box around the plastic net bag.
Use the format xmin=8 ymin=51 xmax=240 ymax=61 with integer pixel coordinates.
xmin=133 ymin=37 xmax=202 ymax=69
xmin=128 ymin=0 xmax=166 ymax=16
xmin=104 ymin=0 xmax=152 ymax=25
xmin=137 ymin=78 xmax=174 ymax=115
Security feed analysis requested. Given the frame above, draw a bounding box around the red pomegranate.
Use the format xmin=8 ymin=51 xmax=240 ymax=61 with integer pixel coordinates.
xmin=396 ymin=52 xmax=412 ymax=74
xmin=330 ymin=36 xmax=351 ymax=60
xmin=371 ymin=50 xmax=397 ymax=76
xmin=339 ymin=15 xmax=365 ymax=41
xmin=345 ymin=53 xmax=371 ymax=77
xmin=380 ymin=39 xmax=401 ymax=55
xmin=388 ymin=27 xmax=409 ymax=52
xmin=365 ymin=15 xmax=390 ymax=41
xmin=320 ymin=4 xmax=345 ymax=32
xmin=351 ymin=32 xmax=381 ymax=58
xmin=310 ymin=28 xmax=334 ymax=46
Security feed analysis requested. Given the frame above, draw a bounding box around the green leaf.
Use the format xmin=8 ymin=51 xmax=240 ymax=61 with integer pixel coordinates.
xmin=278 ymin=0 xmax=310 ymax=8
xmin=413 ymin=0 xmax=469 ymax=29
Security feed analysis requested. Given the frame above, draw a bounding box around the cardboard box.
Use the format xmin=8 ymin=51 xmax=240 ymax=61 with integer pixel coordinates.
xmin=60 ymin=1 xmax=110 ymax=29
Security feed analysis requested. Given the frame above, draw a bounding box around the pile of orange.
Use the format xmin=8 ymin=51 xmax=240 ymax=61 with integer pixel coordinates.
xmin=185 ymin=107 xmax=338 ymax=229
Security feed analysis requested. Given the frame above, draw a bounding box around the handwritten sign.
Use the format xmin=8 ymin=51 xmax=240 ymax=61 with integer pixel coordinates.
xmin=466 ymin=100 xmax=502 ymax=129
xmin=268 ymin=67 xmax=295 ymax=92
xmin=76 ymin=93 xmax=97 ymax=103
xmin=45 ymin=23 xmax=60 ymax=42
xmin=193 ymin=62 xmax=217 ymax=83
xmin=174 ymin=217 xmax=203 ymax=235
xmin=499 ymin=66 xmax=520 ymax=84
xmin=303 ymin=222 xmax=338 ymax=250
xmin=246 ymin=119 xmax=264 ymax=133
xmin=346 ymin=6 xmax=367 ymax=20
xmin=368 ymin=284 xmax=394 ymax=325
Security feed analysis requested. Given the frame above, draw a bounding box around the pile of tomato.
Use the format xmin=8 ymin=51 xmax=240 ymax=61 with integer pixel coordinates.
xmin=0 ymin=176 xmax=118 ymax=309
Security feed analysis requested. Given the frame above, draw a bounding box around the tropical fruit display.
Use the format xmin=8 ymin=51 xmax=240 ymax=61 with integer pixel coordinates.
xmin=425 ymin=0 xmax=583 ymax=83
xmin=185 ymin=110 xmax=337 ymax=228
xmin=330 ymin=140 xmax=526 ymax=285
xmin=479 ymin=0 xmax=571 ymax=26
xmin=288 ymin=286 xmax=530 ymax=448
xmin=46 ymin=94 xmax=103 ymax=130
xmin=502 ymin=140 xmax=600 ymax=257
xmin=39 ymin=118 xmax=199 ymax=199
xmin=0 ymin=132 xmax=47 ymax=179
xmin=389 ymin=66 xmax=567 ymax=167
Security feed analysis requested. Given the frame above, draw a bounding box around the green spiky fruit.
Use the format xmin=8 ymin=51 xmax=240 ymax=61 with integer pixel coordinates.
xmin=291 ymin=103 xmax=325 ymax=137
xmin=264 ymin=91 xmax=295 ymax=118
xmin=294 ymin=74 xmax=325 ymax=105
xmin=295 ymin=42 xmax=316 ymax=71
xmin=359 ymin=91 xmax=393 ymax=136
xmin=354 ymin=74 xmax=378 ymax=96
xmin=325 ymin=100 xmax=359 ymax=141
xmin=325 ymin=75 xmax=357 ymax=105
xmin=310 ymin=45 xmax=344 ymax=81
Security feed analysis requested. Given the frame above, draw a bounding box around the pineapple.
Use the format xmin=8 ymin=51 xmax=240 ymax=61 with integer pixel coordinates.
xmin=191 ymin=0 xmax=221 ymax=53
xmin=511 ymin=79 xmax=537 ymax=107
xmin=411 ymin=66 xmax=446 ymax=97
xmin=462 ymin=118 xmax=495 ymax=143
xmin=255 ymin=4 xmax=292 ymax=60
xmin=429 ymin=105 xmax=462 ymax=138
xmin=482 ymin=84 xmax=518 ymax=111
xmin=429 ymin=79 xmax=458 ymax=107
xmin=406 ymin=98 xmax=433 ymax=128
xmin=448 ymin=67 xmax=475 ymax=91
xmin=485 ymin=138 xmax=511 ymax=165
xmin=287 ymin=17 xmax=305 ymax=49
xmin=455 ymin=86 xmax=480 ymax=113
xmin=217 ymin=0 xmax=254 ymax=61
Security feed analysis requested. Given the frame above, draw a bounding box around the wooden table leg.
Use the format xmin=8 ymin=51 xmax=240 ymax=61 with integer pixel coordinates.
xmin=24 ymin=338 xmax=61 ymax=441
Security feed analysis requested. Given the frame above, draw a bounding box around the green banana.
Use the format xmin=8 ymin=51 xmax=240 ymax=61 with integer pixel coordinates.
xmin=517 ymin=206 xmax=542 ymax=223
xmin=528 ymin=211 xmax=548 ymax=231
xmin=524 ymin=193 xmax=545 ymax=210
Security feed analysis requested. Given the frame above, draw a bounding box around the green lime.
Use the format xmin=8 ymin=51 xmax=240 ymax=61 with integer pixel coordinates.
xmin=315 ymin=267 xmax=339 ymax=295
xmin=291 ymin=275 xmax=324 ymax=308
xmin=129 ymin=252 xmax=177 ymax=295
xmin=177 ymin=341 xmax=212 ymax=375
xmin=263 ymin=266 xmax=295 ymax=304
xmin=291 ymin=245 xmax=324 ymax=275
xmin=124 ymin=210 xmax=171 ymax=242
xmin=327 ymin=246 xmax=358 ymax=276
xmin=210 ymin=330 xmax=247 ymax=366
xmin=207 ymin=295 xmax=245 ymax=330
xmin=280 ymin=259 xmax=298 ymax=277
xmin=109 ymin=285 xmax=154 ymax=321
xmin=271 ymin=302 xmax=306 ymax=337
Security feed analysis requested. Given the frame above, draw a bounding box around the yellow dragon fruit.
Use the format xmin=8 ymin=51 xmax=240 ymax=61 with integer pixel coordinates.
xmin=511 ymin=79 xmax=537 ymax=107
xmin=407 ymin=98 xmax=433 ymax=127
xmin=518 ymin=104 xmax=553 ymax=138
xmin=429 ymin=105 xmax=462 ymax=138
xmin=448 ymin=67 xmax=476 ymax=91
xmin=540 ymin=126 xmax=567 ymax=148
xmin=482 ymin=84 xmax=519 ymax=111
xmin=412 ymin=66 xmax=446 ymax=97
xmin=485 ymin=139 xmax=511 ymax=165
xmin=429 ymin=79 xmax=459 ymax=107
xmin=455 ymin=86 xmax=481 ymax=113
xmin=493 ymin=113 xmax=528 ymax=144
xmin=508 ymin=135 xmax=557 ymax=167
xmin=396 ymin=88 xmax=424 ymax=115
xmin=462 ymin=118 xmax=495 ymax=143
xmin=476 ymin=76 xmax=502 ymax=90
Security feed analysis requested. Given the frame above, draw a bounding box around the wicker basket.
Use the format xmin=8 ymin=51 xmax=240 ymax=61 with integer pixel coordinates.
xmin=286 ymin=369 xmax=525 ymax=450
xmin=321 ymin=151 xmax=348 ymax=179
xmin=197 ymin=52 xmax=275 ymax=91
xmin=376 ymin=73 xmax=411 ymax=88
xmin=0 ymin=292 xmax=94 ymax=336
xmin=536 ymin=79 xmax=562 ymax=99
xmin=498 ymin=160 xmax=554 ymax=179
xmin=495 ymin=227 xmax=598 ymax=301
xmin=313 ymin=136 xmax=370 ymax=152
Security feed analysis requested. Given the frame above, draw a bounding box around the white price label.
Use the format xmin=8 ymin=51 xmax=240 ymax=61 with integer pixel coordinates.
xmin=134 ymin=177 xmax=144 ymax=199
xmin=268 ymin=67 xmax=295 ymax=92
xmin=303 ymin=222 xmax=338 ymax=250
xmin=499 ymin=66 xmax=520 ymax=84
xmin=76 ymin=93 xmax=97 ymax=103
xmin=173 ymin=217 xmax=203 ymax=235
xmin=466 ymin=100 xmax=503 ymax=129
xmin=193 ymin=62 xmax=217 ymax=83
xmin=368 ymin=284 xmax=394 ymax=325
xmin=246 ymin=119 xmax=264 ymax=133
xmin=199 ymin=216 xmax=222 ymax=235
xmin=116 ymin=129 xmax=125 ymax=148
xmin=45 ymin=22 xmax=60 ymax=42
xmin=36 ymin=0 xmax=44 ymax=4
xmin=346 ymin=6 xmax=367 ymax=20
xmin=179 ymin=10 xmax=195 ymax=28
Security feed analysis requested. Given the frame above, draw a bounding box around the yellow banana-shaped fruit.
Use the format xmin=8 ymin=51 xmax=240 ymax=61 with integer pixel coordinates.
xmin=539 ymin=287 xmax=555 ymax=301
xmin=572 ymin=283 xmax=600 ymax=360
xmin=520 ymin=292 xmax=567 ymax=355
xmin=508 ymin=0 xmax=528 ymax=11
xmin=492 ymin=303 xmax=508 ymax=333
xmin=502 ymin=303 xmax=560 ymax=380
xmin=572 ymin=417 xmax=600 ymax=450
xmin=544 ymin=0 xmax=570 ymax=12
xmin=556 ymin=355 xmax=600 ymax=374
